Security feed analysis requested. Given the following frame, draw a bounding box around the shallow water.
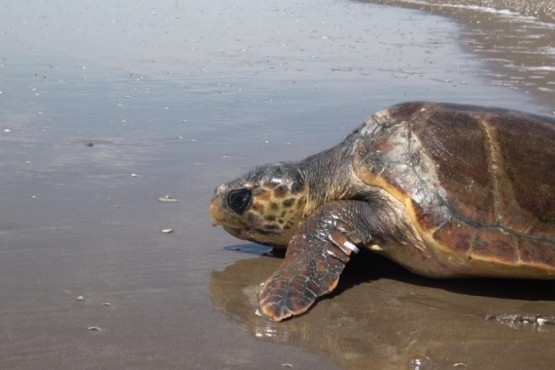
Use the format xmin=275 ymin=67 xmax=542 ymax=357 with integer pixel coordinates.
xmin=362 ymin=0 xmax=555 ymax=111
xmin=0 ymin=0 xmax=553 ymax=369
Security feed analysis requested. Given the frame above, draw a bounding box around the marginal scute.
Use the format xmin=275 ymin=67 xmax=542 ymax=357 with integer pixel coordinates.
xmin=529 ymin=220 xmax=555 ymax=238
xmin=471 ymin=228 xmax=518 ymax=264
xmin=518 ymin=239 xmax=555 ymax=267
xmin=432 ymin=221 xmax=476 ymax=256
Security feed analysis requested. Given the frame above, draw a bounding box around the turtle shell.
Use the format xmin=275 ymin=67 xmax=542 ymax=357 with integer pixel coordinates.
xmin=353 ymin=102 xmax=555 ymax=276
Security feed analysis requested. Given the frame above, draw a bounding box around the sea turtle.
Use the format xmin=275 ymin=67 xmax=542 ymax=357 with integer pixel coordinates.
xmin=210 ymin=102 xmax=555 ymax=321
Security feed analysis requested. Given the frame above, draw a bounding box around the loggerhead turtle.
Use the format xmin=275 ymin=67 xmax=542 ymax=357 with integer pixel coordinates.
xmin=210 ymin=102 xmax=555 ymax=322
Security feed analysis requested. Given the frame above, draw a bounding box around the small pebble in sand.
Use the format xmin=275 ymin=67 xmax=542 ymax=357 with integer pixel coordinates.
xmin=76 ymin=296 xmax=84 ymax=301
xmin=26 ymin=161 xmax=31 ymax=165
xmin=88 ymin=326 xmax=101 ymax=331
xmin=103 ymin=302 xmax=111 ymax=307
xmin=131 ymin=173 xmax=138 ymax=177
xmin=162 ymin=228 xmax=174 ymax=234
xmin=281 ymin=364 xmax=293 ymax=368
xmin=84 ymin=142 xmax=94 ymax=147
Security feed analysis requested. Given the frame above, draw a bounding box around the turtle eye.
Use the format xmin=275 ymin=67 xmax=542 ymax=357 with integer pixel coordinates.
xmin=227 ymin=188 xmax=252 ymax=215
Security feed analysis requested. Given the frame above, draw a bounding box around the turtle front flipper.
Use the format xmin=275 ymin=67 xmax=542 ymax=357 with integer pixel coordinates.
xmin=258 ymin=201 xmax=375 ymax=321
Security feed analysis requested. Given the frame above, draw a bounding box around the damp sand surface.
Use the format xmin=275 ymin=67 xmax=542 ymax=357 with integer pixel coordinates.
xmin=0 ymin=0 xmax=554 ymax=369
xmin=362 ymin=0 xmax=555 ymax=111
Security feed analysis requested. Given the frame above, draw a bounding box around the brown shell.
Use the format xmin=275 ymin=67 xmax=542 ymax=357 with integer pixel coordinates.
xmin=353 ymin=102 xmax=555 ymax=274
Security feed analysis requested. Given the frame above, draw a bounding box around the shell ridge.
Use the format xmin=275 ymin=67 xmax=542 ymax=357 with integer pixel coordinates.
xmin=406 ymin=108 xmax=452 ymax=234
xmin=477 ymin=116 xmax=502 ymax=226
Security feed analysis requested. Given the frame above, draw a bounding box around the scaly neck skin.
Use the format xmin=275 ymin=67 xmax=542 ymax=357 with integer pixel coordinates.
xmin=298 ymin=139 xmax=358 ymax=218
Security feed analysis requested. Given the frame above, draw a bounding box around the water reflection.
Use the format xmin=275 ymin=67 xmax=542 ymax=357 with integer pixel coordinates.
xmin=210 ymin=249 xmax=555 ymax=369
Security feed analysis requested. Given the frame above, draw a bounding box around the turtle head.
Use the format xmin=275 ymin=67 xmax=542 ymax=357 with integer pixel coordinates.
xmin=210 ymin=163 xmax=307 ymax=248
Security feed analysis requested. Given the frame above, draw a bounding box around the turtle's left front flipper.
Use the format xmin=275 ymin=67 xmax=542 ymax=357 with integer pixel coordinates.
xmin=257 ymin=200 xmax=376 ymax=321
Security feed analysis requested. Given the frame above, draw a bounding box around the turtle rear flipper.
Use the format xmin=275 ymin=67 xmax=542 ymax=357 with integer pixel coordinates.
xmin=258 ymin=201 xmax=373 ymax=321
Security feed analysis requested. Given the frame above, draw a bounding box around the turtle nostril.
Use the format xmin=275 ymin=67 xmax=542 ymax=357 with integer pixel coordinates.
xmin=227 ymin=188 xmax=252 ymax=214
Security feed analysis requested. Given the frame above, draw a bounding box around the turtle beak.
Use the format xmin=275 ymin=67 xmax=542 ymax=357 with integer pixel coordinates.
xmin=209 ymin=185 xmax=225 ymax=226
xmin=209 ymin=204 xmax=220 ymax=226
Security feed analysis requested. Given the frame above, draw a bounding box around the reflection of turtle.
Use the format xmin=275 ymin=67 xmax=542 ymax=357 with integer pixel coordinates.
xmin=210 ymin=102 xmax=555 ymax=321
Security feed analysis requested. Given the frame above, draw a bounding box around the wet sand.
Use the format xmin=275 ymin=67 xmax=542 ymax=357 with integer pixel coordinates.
xmin=0 ymin=0 xmax=554 ymax=369
xmin=362 ymin=0 xmax=555 ymax=111
xmin=371 ymin=0 xmax=554 ymax=22
xmin=211 ymin=249 xmax=555 ymax=369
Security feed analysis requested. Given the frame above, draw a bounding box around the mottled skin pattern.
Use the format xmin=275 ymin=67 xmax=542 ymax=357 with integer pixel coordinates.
xmin=210 ymin=102 xmax=555 ymax=321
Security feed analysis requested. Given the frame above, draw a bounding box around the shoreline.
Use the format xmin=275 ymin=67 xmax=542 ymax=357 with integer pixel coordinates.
xmin=361 ymin=0 xmax=555 ymax=113
xmin=380 ymin=0 xmax=555 ymax=22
